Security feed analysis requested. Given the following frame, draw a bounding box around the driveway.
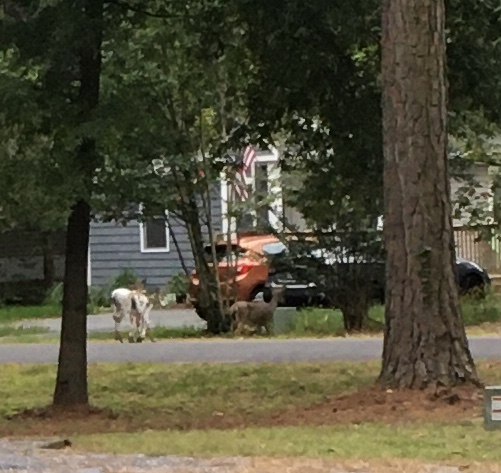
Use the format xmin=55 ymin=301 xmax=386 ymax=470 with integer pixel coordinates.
xmin=1 ymin=336 xmax=500 ymax=364
xmin=22 ymin=308 xmax=206 ymax=332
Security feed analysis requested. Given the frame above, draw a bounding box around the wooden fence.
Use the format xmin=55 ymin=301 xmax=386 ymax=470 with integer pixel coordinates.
xmin=454 ymin=226 xmax=501 ymax=274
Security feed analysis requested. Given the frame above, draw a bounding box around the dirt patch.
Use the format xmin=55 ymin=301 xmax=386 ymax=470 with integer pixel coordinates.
xmin=2 ymin=405 xmax=122 ymax=436
xmin=269 ymin=384 xmax=483 ymax=426
xmin=0 ymin=384 xmax=483 ymax=437
xmin=6 ymin=404 xmax=118 ymax=422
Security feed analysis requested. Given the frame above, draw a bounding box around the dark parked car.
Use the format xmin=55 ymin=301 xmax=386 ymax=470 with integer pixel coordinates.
xmin=262 ymin=242 xmax=491 ymax=308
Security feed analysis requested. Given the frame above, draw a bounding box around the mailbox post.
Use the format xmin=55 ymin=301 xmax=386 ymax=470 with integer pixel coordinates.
xmin=484 ymin=386 xmax=501 ymax=430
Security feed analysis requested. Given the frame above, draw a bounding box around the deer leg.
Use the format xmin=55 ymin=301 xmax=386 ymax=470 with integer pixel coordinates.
xmin=113 ymin=312 xmax=124 ymax=343
xmin=139 ymin=304 xmax=155 ymax=342
xmin=230 ymin=315 xmax=238 ymax=333
xmin=264 ymin=322 xmax=273 ymax=336
xmin=128 ymin=312 xmax=139 ymax=343
xmin=234 ymin=321 xmax=244 ymax=336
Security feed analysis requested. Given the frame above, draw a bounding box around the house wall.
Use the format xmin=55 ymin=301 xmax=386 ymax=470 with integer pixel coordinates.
xmin=89 ymin=189 xmax=223 ymax=289
xmin=0 ymin=231 xmax=66 ymax=283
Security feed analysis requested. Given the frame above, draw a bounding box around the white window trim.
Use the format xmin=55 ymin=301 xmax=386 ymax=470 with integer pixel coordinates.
xmin=87 ymin=245 xmax=92 ymax=286
xmin=139 ymin=209 xmax=170 ymax=253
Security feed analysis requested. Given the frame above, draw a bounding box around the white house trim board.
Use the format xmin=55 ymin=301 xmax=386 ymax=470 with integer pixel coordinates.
xmin=266 ymin=161 xmax=283 ymax=231
xmin=220 ymin=147 xmax=283 ymax=234
xmin=87 ymin=245 xmax=91 ymax=287
xmin=254 ymin=148 xmax=279 ymax=164
xmin=139 ymin=211 xmax=170 ymax=253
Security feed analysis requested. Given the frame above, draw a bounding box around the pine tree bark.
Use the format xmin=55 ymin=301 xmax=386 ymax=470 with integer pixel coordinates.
xmin=379 ymin=0 xmax=480 ymax=388
xmin=53 ymin=0 xmax=103 ymax=406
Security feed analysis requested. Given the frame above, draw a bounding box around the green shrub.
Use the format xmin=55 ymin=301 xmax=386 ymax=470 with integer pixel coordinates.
xmin=167 ymin=272 xmax=189 ymax=296
xmin=42 ymin=269 xmax=142 ymax=314
xmin=112 ymin=268 xmax=139 ymax=290
xmin=87 ymin=286 xmax=111 ymax=313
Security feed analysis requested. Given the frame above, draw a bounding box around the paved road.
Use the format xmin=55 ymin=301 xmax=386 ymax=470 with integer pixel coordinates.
xmin=22 ymin=309 xmax=206 ymax=332
xmin=1 ymin=336 xmax=501 ymax=365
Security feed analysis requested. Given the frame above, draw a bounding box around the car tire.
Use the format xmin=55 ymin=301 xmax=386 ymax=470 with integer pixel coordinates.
xmin=460 ymin=274 xmax=486 ymax=298
xmin=194 ymin=305 xmax=208 ymax=321
xmin=251 ymin=286 xmax=266 ymax=301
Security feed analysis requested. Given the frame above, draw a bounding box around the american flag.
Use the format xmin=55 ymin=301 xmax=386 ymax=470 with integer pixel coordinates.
xmin=233 ymin=145 xmax=256 ymax=200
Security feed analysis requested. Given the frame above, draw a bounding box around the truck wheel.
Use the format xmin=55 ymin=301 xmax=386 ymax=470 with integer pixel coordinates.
xmin=194 ymin=305 xmax=208 ymax=321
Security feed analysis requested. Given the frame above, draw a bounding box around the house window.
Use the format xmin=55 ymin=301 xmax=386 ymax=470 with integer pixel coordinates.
xmin=139 ymin=212 xmax=170 ymax=253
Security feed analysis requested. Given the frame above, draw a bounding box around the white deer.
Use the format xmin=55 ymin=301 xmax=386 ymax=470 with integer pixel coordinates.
xmin=111 ymin=288 xmax=155 ymax=343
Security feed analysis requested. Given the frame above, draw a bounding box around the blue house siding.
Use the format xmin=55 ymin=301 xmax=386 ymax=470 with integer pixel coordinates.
xmin=89 ymin=186 xmax=223 ymax=289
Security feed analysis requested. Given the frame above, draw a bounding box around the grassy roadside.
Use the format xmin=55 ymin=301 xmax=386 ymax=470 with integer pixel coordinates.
xmin=1 ymin=293 xmax=500 ymax=343
xmin=0 ymin=304 xmax=61 ymax=322
xmin=0 ymin=362 xmax=378 ymax=421
xmin=75 ymin=422 xmax=501 ymax=462
xmin=0 ymin=360 xmax=500 ymax=465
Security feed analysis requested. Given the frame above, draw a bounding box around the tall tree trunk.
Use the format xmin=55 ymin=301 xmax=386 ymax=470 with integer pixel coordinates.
xmin=53 ymin=0 xmax=103 ymax=406
xmin=53 ymin=200 xmax=90 ymax=405
xmin=379 ymin=0 xmax=479 ymax=388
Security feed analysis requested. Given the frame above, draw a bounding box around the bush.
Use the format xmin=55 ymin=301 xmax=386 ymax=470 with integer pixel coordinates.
xmin=112 ymin=268 xmax=139 ymax=290
xmin=87 ymin=286 xmax=111 ymax=313
xmin=166 ymin=272 xmax=189 ymax=303
xmin=43 ymin=268 xmax=140 ymax=314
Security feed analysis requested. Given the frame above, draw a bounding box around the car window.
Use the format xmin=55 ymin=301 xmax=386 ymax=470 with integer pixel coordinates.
xmin=204 ymin=244 xmax=246 ymax=263
xmin=262 ymin=242 xmax=287 ymax=255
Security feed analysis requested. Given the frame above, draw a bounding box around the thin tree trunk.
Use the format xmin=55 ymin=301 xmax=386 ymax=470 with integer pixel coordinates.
xmin=198 ymin=161 xmax=226 ymax=325
xmin=53 ymin=200 xmax=90 ymax=405
xmin=379 ymin=0 xmax=479 ymax=388
xmin=53 ymin=0 xmax=103 ymax=406
xmin=182 ymin=191 xmax=224 ymax=333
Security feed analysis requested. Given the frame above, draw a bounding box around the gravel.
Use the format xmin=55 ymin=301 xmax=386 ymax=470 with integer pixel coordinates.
xmin=0 ymin=438 xmax=462 ymax=473
xmin=0 ymin=438 xmax=258 ymax=473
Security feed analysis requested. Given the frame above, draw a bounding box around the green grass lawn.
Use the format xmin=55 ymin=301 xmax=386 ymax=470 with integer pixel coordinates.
xmin=1 ymin=360 xmax=500 ymax=465
xmin=0 ymin=304 xmax=60 ymax=323
xmin=75 ymin=422 xmax=501 ymax=462
xmin=0 ymin=361 xmax=377 ymax=421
